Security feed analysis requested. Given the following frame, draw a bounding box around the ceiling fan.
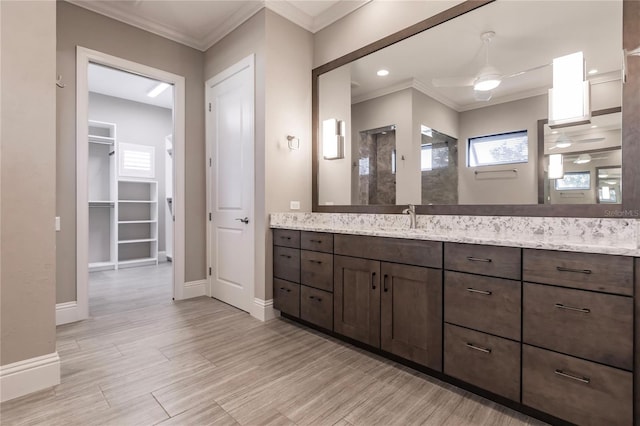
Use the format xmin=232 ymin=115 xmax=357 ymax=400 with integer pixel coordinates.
xmin=546 ymin=133 xmax=606 ymax=150
xmin=431 ymin=31 xmax=548 ymax=101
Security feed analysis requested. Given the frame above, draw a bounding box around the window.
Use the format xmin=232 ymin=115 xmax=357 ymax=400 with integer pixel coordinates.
xmin=119 ymin=143 xmax=155 ymax=179
xmin=468 ymin=130 xmax=528 ymax=167
xmin=555 ymin=171 xmax=591 ymax=190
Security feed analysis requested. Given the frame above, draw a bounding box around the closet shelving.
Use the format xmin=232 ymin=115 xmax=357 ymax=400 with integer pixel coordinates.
xmin=117 ymin=180 xmax=159 ymax=268
xmin=88 ymin=120 xmax=118 ymax=272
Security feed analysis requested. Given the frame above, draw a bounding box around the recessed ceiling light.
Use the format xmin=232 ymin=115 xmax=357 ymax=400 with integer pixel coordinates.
xmin=551 ymin=131 xmax=558 ymax=134
xmin=148 ymin=82 xmax=170 ymax=98
xmin=588 ymin=69 xmax=598 ymax=75
xmin=591 ymin=125 xmax=598 ymax=128
xmin=377 ymin=69 xmax=389 ymax=77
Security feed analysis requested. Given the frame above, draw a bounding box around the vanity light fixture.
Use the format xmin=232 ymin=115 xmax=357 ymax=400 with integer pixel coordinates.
xmin=574 ymin=153 xmax=592 ymax=164
xmin=322 ymin=118 xmax=345 ymax=160
xmin=147 ymin=82 xmax=170 ymax=98
xmin=548 ymin=154 xmax=564 ymax=179
xmin=377 ymin=69 xmax=390 ymax=77
xmin=548 ymin=51 xmax=591 ymax=128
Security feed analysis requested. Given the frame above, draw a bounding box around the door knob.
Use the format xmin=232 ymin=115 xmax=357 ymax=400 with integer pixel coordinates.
xmin=235 ymin=217 xmax=249 ymax=224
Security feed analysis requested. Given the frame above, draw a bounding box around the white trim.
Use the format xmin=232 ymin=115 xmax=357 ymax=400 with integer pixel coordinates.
xmin=250 ymin=298 xmax=278 ymax=322
xmin=76 ymin=47 xmax=187 ymax=318
xmin=56 ymin=302 xmax=79 ymax=325
xmin=183 ymin=279 xmax=207 ymax=299
xmin=0 ymin=353 xmax=60 ymax=402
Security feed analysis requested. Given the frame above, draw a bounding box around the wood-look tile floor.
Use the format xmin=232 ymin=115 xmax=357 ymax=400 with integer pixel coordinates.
xmin=1 ymin=264 xmax=546 ymax=426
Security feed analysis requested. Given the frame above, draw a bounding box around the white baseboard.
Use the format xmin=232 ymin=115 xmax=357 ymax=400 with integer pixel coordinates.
xmin=251 ymin=298 xmax=277 ymax=322
xmin=56 ymin=301 xmax=80 ymax=325
xmin=0 ymin=352 xmax=60 ymax=402
xmin=158 ymin=251 xmax=168 ymax=263
xmin=182 ymin=279 xmax=207 ymax=299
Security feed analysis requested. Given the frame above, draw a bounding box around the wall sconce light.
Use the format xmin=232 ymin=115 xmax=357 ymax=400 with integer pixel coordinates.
xmin=322 ymin=118 xmax=345 ymax=160
xmin=286 ymin=135 xmax=300 ymax=150
xmin=548 ymin=153 xmax=564 ymax=179
xmin=548 ymin=51 xmax=591 ymax=128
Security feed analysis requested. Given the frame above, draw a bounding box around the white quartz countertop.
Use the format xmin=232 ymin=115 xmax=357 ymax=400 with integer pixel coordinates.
xmin=270 ymin=213 xmax=640 ymax=257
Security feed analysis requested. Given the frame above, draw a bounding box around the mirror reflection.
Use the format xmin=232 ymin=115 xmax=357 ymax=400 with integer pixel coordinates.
xmin=542 ymin=111 xmax=621 ymax=205
xmin=317 ymin=0 xmax=622 ymax=207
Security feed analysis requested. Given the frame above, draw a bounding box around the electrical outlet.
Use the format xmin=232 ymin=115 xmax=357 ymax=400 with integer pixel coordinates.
xmin=290 ymin=201 xmax=300 ymax=210
xmin=55 ymin=216 xmax=61 ymax=231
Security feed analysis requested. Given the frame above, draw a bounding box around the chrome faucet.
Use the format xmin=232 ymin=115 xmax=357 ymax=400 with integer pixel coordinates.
xmin=402 ymin=204 xmax=416 ymax=229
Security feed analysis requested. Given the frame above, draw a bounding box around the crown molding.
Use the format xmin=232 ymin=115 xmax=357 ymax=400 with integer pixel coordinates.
xmin=66 ymin=0 xmax=204 ymax=50
xmin=66 ymin=0 xmax=369 ymax=52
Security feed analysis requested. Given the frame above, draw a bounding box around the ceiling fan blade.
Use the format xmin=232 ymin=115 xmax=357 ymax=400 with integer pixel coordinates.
xmin=574 ymin=137 xmax=606 ymax=143
xmin=431 ymin=76 xmax=475 ymax=88
xmin=503 ymin=63 xmax=550 ymax=80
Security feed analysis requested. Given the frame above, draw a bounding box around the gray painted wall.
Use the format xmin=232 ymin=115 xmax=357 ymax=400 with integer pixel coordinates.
xmin=57 ymin=2 xmax=205 ymax=303
xmin=1 ymin=0 xmax=57 ymax=365
xmin=88 ymin=93 xmax=172 ymax=252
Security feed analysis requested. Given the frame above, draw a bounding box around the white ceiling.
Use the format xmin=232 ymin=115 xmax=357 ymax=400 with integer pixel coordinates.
xmin=89 ymin=63 xmax=174 ymax=109
xmin=344 ymin=0 xmax=622 ymax=112
xmin=67 ymin=0 xmax=370 ymax=51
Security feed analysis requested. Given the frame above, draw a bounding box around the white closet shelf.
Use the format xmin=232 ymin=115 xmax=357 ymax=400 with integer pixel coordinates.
xmin=89 ymin=135 xmax=115 ymax=144
xmin=89 ymin=200 xmax=115 ymax=207
xmin=118 ymin=257 xmax=157 ymax=267
xmin=118 ymin=220 xmax=157 ymax=224
xmin=89 ymin=261 xmax=115 ymax=268
xmin=118 ymin=200 xmax=157 ymax=203
xmin=118 ymin=238 xmax=157 ymax=244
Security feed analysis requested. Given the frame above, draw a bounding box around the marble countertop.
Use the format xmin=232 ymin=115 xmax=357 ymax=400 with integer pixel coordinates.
xmin=270 ymin=213 xmax=640 ymax=257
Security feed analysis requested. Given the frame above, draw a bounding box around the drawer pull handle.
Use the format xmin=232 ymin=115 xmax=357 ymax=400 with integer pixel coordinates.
xmin=466 ymin=288 xmax=492 ymax=296
xmin=554 ymin=369 xmax=590 ymax=384
xmin=371 ymin=272 xmax=377 ymax=290
xmin=555 ymin=303 xmax=590 ymax=314
xmin=308 ymin=259 xmax=322 ymax=264
xmin=280 ymin=254 xmax=292 ymax=259
xmin=556 ymin=266 xmax=592 ymax=274
xmin=465 ymin=343 xmax=491 ymax=354
xmin=280 ymin=236 xmax=292 ymax=240
xmin=467 ymin=256 xmax=492 ymax=263
xmin=309 ymin=295 xmax=322 ymax=302
xmin=383 ymin=274 xmax=389 ymax=292
xmin=279 ymin=287 xmax=291 ymax=293
xmin=309 ymin=239 xmax=322 ymax=243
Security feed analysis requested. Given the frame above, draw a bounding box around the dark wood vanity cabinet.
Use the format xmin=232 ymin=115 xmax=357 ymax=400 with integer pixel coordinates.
xmin=273 ymin=229 xmax=638 ymax=426
xmin=521 ymin=249 xmax=634 ymax=426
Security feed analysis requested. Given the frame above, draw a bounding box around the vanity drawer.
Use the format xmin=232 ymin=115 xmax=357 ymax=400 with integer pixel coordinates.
xmin=445 ymin=271 xmax=521 ymax=340
xmin=301 ymin=231 xmax=333 ymax=253
xmin=523 ymin=283 xmax=633 ymax=370
xmin=273 ymin=246 xmax=300 ymax=283
xmin=444 ymin=243 xmax=521 ymax=280
xmin=273 ymin=229 xmax=301 ymax=249
xmin=522 ymin=344 xmax=632 ymax=426
xmin=444 ymin=324 xmax=520 ymax=402
xmin=300 ymin=285 xmax=333 ymax=330
xmin=522 ymin=249 xmax=633 ymax=296
xmin=273 ymin=279 xmax=300 ymax=318
xmin=301 ymin=250 xmax=333 ymax=292
xmin=334 ymin=234 xmax=442 ymax=269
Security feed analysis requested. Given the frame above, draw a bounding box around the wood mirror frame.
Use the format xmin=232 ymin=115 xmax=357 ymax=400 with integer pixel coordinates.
xmin=312 ymin=0 xmax=640 ymax=217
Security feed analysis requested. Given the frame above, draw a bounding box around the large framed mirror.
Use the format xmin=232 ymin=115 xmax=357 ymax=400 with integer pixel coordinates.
xmin=312 ymin=0 xmax=639 ymax=217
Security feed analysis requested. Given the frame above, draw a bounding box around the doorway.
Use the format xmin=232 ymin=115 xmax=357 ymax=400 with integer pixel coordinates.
xmin=75 ymin=48 xmax=187 ymax=322
xmin=205 ymin=55 xmax=255 ymax=313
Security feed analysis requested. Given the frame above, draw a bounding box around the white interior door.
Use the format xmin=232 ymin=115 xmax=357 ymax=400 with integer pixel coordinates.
xmin=207 ymin=55 xmax=254 ymax=313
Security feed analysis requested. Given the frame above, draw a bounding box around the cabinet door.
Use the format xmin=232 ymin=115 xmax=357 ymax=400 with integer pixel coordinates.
xmin=334 ymin=255 xmax=380 ymax=347
xmin=381 ymin=262 xmax=442 ymax=371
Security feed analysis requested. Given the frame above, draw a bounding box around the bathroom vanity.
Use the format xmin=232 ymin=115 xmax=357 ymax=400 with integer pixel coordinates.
xmin=271 ymin=213 xmax=638 ymax=426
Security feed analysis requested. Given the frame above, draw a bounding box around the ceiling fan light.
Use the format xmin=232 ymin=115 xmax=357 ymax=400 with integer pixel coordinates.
xmin=574 ymin=153 xmax=592 ymax=164
xmin=474 ymin=75 xmax=501 ymax=91
xmin=555 ymin=142 xmax=571 ymax=148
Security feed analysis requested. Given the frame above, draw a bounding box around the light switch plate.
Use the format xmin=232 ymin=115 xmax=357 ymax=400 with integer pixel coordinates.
xmin=55 ymin=216 xmax=61 ymax=231
xmin=290 ymin=201 xmax=300 ymax=210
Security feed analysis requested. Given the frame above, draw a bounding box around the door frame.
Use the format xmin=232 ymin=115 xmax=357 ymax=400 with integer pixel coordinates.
xmin=75 ymin=47 xmax=187 ymax=321
xmin=205 ymin=54 xmax=255 ymax=312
